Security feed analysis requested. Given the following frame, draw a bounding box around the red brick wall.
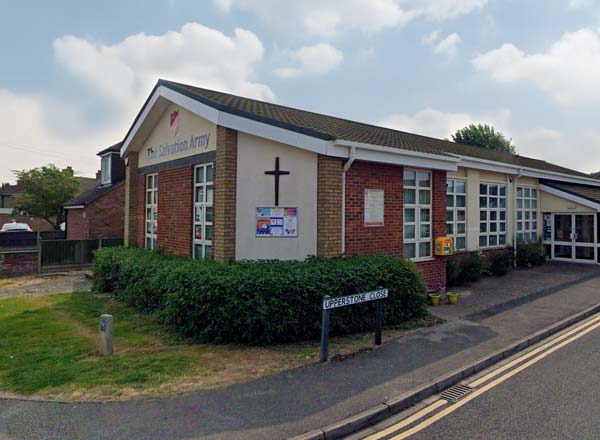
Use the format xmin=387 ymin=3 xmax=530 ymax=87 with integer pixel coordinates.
xmin=156 ymin=166 xmax=193 ymax=257
xmin=66 ymin=209 xmax=87 ymax=239
xmin=86 ymin=185 xmax=125 ymax=239
xmin=345 ymin=162 xmax=448 ymax=286
xmin=0 ymin=251 xmax=37 ymax=277
xmin=345 ymin=161 xmax=404 ymax=256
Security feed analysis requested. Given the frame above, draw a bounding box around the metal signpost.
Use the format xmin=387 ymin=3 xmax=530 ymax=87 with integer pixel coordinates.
xmin=320 ymin=288 xmax=388 ymax=362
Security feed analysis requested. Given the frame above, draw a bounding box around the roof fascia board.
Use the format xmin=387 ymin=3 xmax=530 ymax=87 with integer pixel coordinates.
xmin=335 ymin=139 xmax=460 ymax=165
xmin=121 ymin=87 xmax=162 ymax=157
xmin=64 ymin=205 xmax=85 ymax=209
xmin=458 ymin=155 xmax=600 ymax=187
xmin=354 ymin=148 xmax=458 ymax=171
xmin=540 ymin=184 xmax=600 ymax=211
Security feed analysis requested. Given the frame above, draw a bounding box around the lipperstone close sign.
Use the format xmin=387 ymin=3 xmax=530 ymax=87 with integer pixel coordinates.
xmin=322 ymin=288 xmax=388 ymax=310
xmin=320 ymin=288 xmax=388 ymax=362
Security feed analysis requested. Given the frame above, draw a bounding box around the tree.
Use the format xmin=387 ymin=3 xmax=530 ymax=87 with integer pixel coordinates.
xmin=14 ymin=165 xmax=81 ymax=230
xmin=451 ymin=124 xmax=515 ymax=154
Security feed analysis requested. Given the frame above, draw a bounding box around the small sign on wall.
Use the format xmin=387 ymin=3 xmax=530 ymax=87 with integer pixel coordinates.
xmin=256 ymin=207 xmax=298 ymax=237
xmin=364 ymin=189 xmax=384 ymax=227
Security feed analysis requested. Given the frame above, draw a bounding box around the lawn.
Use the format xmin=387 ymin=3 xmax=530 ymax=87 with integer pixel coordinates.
xmin=0 ymin=292 xmax=437 ymax=401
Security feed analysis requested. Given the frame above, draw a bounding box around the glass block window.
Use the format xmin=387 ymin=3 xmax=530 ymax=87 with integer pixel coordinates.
xmin=145 ymin=174 xmax=158 ymax=250
xmin=517 ymin=186 xmax=538 ymax=242
xmin=479 ymin=183 xmax=507 ymax=248
xmin=193 ymin=163 xmax=214 ymax=259
xmin=403 ymin=169 xmax=432 ymax=259
xmin=446 ymin=179 xmax=467 ymax=251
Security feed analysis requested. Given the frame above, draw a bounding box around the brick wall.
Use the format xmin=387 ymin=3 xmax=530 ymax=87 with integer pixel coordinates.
xmin=124 ymin=152 xmax=139 ymax=246
xmin=345 ymin=161 xmax=404 ymax=256
xmin=213 ymin=126 xmax=237 ymax=263
xmin=317 ymin=155 xmax=343 ymax=257
xmin=0 ymin=251 xmax=37 ymax=277
xmin=66 ymin=209 xmax=87 ymax=239
xmin=157 ymin=166 xmax=193 ymax=257
xmin=86 ymin=184 xmax=125 ymax=239
xmin=345 ymin=162 xmax=448 ymax=286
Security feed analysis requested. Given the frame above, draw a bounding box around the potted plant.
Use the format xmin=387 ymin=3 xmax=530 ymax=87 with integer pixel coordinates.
xmin=447 ymin=291 xmax=459 ymax=305
xmin=427 ymin=282 xmax=445 ymax=306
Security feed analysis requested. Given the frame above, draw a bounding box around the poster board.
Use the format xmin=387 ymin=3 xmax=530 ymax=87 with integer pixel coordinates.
xmin=256 ymin=207 xmax=298 ymax=237
xmin=364 ymin=189 xmax=384 ymax=227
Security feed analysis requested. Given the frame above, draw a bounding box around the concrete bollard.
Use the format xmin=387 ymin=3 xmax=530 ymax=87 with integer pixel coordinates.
xmin=99 ymin=314 xmax=114 ymax=356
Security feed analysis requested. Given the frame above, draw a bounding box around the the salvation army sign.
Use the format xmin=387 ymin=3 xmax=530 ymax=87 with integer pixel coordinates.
xmin=139 ymin=106 xmax=216 ymax=167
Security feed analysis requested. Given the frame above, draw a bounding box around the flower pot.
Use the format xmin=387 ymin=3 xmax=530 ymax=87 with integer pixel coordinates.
xmin=429 ymin=294 xmax=441 ymax=306
xmin=447 ymin=292 xmax=459 ymax=305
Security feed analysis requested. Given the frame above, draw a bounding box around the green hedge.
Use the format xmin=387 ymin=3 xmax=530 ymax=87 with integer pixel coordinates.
xmin=93 ymin=247 xmax=428 ymax=344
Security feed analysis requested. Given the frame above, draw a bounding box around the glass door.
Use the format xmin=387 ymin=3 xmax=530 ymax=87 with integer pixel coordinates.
xmin=575 ymin=214 xmax=595 ymax=262
xmin=553 ymin=214 xmax=573 ymax=260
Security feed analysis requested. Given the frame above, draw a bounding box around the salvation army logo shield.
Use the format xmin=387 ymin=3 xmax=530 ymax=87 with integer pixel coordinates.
xmin=170 ymin=110 xmax=180 ymax=137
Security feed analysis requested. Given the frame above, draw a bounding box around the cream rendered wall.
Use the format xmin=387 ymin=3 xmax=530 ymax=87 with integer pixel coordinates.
xmin=235 ymin=132 xmax=318 ymax=260
xmin=540 ymin=191 xmax=595 ymax=213
xmin=448 ymin=167 xmax=542 ymax=251
xmin=138 ymin=103 xmax=216 ymax=168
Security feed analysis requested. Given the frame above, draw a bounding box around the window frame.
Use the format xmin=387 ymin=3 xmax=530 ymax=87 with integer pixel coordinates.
xmin=446 ymin=179 xmax=467 ymax=251
xmin=403 ymin=168 xmax=433 ymax=261
xmin=101 ymin=155 xmax=111 ymax=185
xmin=193 ymin=163 xmax=214 ymax=259
xmin=145 ymin=173 xmax=158 ymax=250
xmin=478 ymin=182 xmax=507 ymax=249
xmin=516 ymin=185 xmax=539 ymax=242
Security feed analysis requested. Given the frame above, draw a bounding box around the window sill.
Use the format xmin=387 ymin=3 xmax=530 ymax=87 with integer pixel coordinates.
xmin=410 ymin=257 xmax=435 ymax=263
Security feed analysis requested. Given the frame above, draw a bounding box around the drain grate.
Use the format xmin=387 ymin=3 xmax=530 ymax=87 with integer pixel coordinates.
xmin=440 ymin=384 xmax=473 ymax=403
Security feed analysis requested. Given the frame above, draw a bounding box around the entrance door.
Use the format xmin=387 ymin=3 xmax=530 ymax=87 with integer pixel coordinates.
xmin=552 ymin=213 xmax=596 ymax=263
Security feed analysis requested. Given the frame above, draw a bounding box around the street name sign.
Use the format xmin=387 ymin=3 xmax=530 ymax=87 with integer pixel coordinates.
xmin=322 ymin=289 xmax=388 ymax=310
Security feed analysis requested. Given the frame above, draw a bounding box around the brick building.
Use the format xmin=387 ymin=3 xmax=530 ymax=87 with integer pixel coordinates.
xmin=119 ymin=80 xmax=600 ymax=286
xmin=64 ymin=143 xmax=125 ymax=239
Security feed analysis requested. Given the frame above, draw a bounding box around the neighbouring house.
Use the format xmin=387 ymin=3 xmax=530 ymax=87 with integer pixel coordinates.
xmin=0 ymin=171 xmax=99 ymax=230
xmin=117 ymin=79 xmax=600 ymax=286
xmin=64 ymin=143 xmax=126 ymax=240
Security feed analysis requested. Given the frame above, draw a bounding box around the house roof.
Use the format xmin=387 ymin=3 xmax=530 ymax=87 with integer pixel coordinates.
xmin=97 ymin=141 xmax=123 ymax=156
xmin=64 ymin=180 xmax=124 ymax=208
xmin=151 ymin=79 xmax=592 ymax=179
xmin=541 ymin=179 xmax=600 ymax=205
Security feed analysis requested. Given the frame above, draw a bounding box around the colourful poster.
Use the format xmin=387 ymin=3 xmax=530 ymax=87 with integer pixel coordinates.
xmin=256 ymin=207 xmax=298 ymax=237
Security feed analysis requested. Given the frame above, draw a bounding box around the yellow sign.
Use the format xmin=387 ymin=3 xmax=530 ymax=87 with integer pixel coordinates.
xmin=435 ymin=237 xmax=454 ymax=256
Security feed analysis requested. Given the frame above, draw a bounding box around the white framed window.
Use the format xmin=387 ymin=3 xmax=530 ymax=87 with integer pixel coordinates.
xmin=479 ymin=183 xmax=507 ymax=248
xmin=193 ymin=163 xmax=214 ymax=259
xmin=101 ymin=155 xmax=111 ymax=185
xmin=145 ymin=174 xmax=158 ymax=250
xmin=517 ymin=186 xmax=538 ymax=242
xmin=446 ymin=179 xmax=467 ymax=251
xmin=403 ymin=169 xmax=432 ymax=260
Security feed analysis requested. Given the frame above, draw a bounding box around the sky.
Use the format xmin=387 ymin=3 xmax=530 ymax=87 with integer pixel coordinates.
xmin=2 ymin=0 xmax=600 ymax=183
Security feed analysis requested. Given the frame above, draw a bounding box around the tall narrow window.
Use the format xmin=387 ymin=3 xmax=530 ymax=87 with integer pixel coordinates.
xmin=403 ymin=169 xmax=432 ymax=260
xmin=145 ymin=174 xmax=158 ymax=250
xmin=479 ymin=183 xmax=507 ymax=248
xmin=101 ymin=155 xmax=111 ymax=185
xmin=193 ymin=163 xmax=214 ymax=259
xmin=517 ymin=186 xmax=538 ymax=242
xmin=446 ymin=179 xmax=467 ymax=251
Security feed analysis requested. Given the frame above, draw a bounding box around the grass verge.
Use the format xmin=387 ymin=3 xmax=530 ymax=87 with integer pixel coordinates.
xmin=0 ymin=292 xmax=439 ymax=401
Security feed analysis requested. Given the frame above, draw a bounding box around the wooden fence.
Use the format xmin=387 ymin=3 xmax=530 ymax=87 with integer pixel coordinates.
xmin=39 ymin=238 xmax=123 ymax=270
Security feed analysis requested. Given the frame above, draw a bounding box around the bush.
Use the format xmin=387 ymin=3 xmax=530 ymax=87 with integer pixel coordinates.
xmin=460 ymin=253 xmax=483 ymax=283
xmin=93 ymin=247 xmax=428 ymax=344
xmin=488 ymin=251 xmax=512 ymax=276
xmin=516 ymin=239 xmax=544 ymax=268
xmin=446 ymin=257 xmax=462 ymax=287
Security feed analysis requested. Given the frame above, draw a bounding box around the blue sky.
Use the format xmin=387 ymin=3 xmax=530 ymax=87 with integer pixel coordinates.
xmin=2 ymin=0 xmax=600 ymax=183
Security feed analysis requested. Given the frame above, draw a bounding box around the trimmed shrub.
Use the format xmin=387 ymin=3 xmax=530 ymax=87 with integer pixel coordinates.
xmin=93 ymin=247 xmax=428 ymax=344
xmin=488 ymin=251 xmax=512 ymax=276
xmin=460 ymin=253 xmax=483 ymax=283
xmin=446 ymin=257 xmax=462 ymax=287
xmin=516 ymin=239 xmax=544 ymax=268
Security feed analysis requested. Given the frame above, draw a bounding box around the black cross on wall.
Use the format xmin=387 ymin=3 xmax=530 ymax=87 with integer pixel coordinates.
xmin=264 ymin=157 xmax=290 ymax=206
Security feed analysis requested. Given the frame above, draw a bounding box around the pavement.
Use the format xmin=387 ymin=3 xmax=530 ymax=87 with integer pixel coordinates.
xmin=1 ymin=263 xmax=600 ymax=439
xmin=0 ymin=270 xmax=91 ymax=299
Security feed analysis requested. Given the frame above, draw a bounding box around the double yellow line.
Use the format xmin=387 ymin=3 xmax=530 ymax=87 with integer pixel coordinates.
xmin=363 ymin=313 xmax=600 ymax=440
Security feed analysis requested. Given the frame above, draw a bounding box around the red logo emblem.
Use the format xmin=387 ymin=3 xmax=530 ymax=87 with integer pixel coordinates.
xmin=170 ymin=110 xmax=180 ymax=137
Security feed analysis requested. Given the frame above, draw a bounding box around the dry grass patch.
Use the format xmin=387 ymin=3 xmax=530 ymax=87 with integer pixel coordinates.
xmin=0 ymin=292 xmax=439 ymax=401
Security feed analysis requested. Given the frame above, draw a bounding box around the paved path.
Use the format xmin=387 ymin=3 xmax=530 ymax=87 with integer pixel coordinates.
xmin=0 ymin=271 xmax=91 ymax=299
xmin=1 ymin=265 xmax=600 ymax=439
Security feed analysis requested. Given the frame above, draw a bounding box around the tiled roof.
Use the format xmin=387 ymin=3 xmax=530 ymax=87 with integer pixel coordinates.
xmin=64 ymin=181 xmax=124 ymax=207
xmin=541 ymin=179 xmax=600 ymax=204
xmin=159 ymin=79 xmax=591 ymax=179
